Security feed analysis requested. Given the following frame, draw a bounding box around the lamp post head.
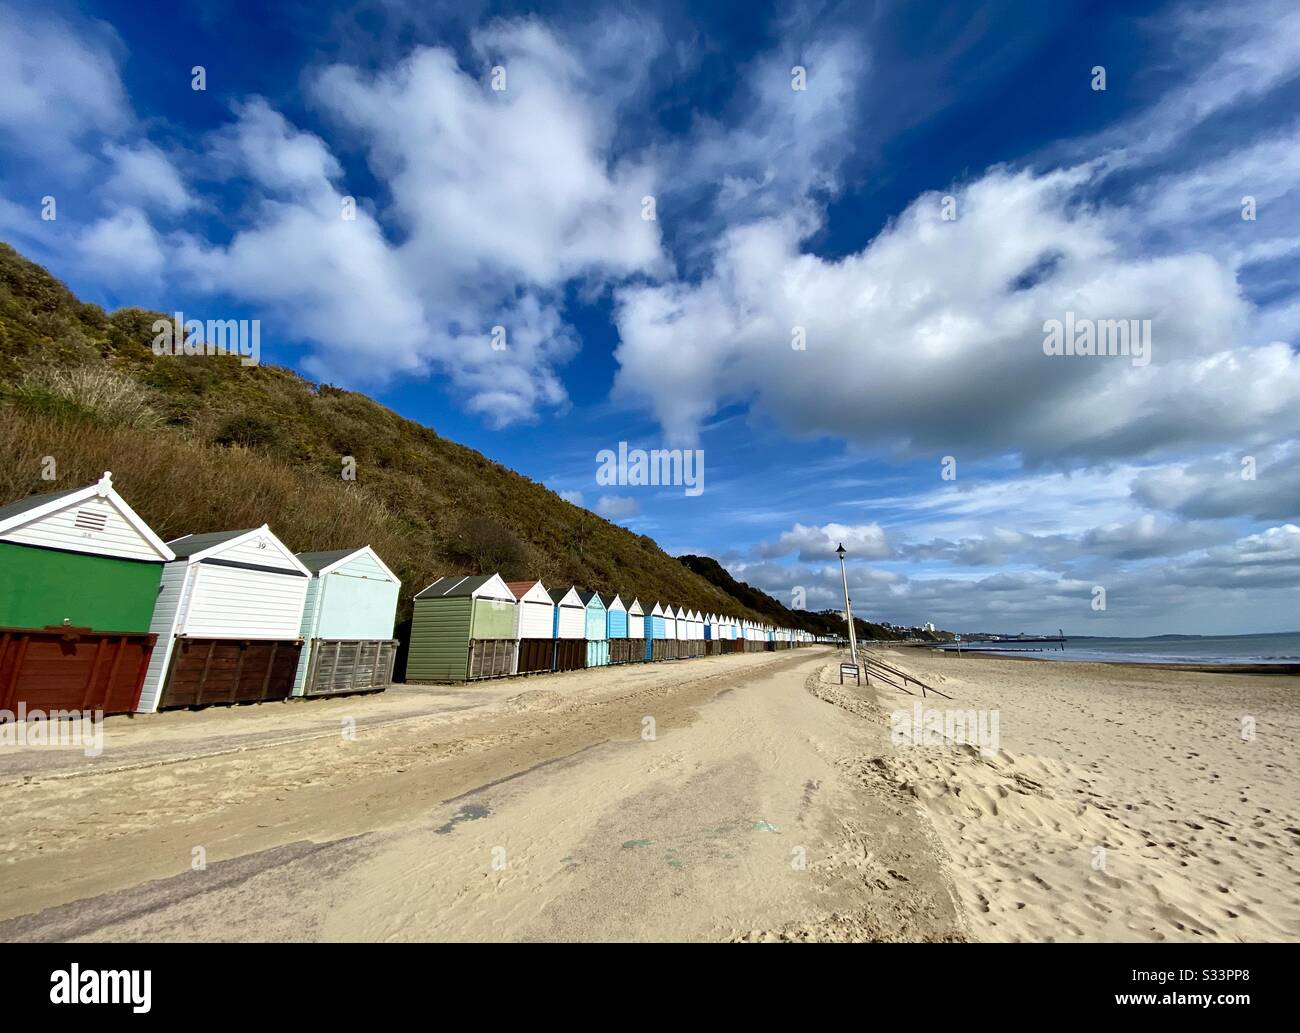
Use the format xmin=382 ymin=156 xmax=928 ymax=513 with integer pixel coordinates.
xmin=835 ymin=542 xmax=846 ymax=560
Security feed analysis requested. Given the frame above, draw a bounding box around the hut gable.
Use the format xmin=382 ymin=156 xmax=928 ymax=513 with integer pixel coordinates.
xmin=505 ymin=579 xmax=551 ymax=606
xmin=0 ymin=471 xmax=173 ymax=563
xmin=548 ymin=585 xmax=585 ymax=639
xmin=169 ymin=525 xmax=309 ymax=575
xmin=626 ymin=597 xmax=645 ymax=639
xmin=507 ymin=579 xmax=554 ymax=641
xmin=300 ymin=546 xmax=399 ymax=584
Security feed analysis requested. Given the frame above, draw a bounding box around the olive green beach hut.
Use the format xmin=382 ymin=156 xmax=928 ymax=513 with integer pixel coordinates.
xmin=407 ymin=574 xmax=518 ymax=682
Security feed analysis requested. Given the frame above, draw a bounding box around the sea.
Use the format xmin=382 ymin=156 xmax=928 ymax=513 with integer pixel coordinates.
xmin=944 ymin=632 xmax=1300 ymax=666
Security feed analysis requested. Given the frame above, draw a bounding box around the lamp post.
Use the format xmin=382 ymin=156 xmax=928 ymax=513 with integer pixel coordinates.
xmin=836 ymin=542 xmax=859 ymax=666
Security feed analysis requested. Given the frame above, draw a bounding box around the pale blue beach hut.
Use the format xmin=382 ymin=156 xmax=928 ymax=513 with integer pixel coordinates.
xmin=580 ymin=590 xmax=609 ymax=667
xmin=292 ymin=546 xmax=400 ymax=697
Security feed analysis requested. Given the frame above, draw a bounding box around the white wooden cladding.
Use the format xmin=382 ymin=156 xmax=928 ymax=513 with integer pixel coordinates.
xmin=136 ymin=562 xmax=190 ymax=713
xmin=555 ymin=602 xmax=585 ymax=639
xmin=516 ymin=599 xmax=554 ymax=638
xmin=214 ymin=533 xmax=303 ymax=571
xmin=179 ymin=564 xmax=309 ymax=639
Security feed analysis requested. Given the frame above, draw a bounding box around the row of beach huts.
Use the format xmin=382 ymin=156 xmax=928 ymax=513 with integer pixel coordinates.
xmin=0 ymin=473 xmax=829 ymax=717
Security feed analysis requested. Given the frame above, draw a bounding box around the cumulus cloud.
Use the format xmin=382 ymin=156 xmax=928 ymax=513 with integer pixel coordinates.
xmin=595 ymin=494 xmax=639 ymax=519
xmin=613 ymin=164 xmax=1300 ymax=459
xmin=312 ymin=24 xmax=663 ymax=288
xmin=733 ymin=523 xmax=1300 ymax=634
xmin=76 ymin=207 xmax=166 ymax=283
xmin=0 ymin=7 xmax=128 ymax=166
xmin=904 ymin=516 xmax=1231 ymax=568
xmin=161 ymin=21 xmax=668 ymax=424
xmin=757 ymin=521 xmax=891 ymax=562
xmin=103 ymin=142 xmax=194 ymax=214
xmin=1132 ymin=446 xmax=1300 ymax=521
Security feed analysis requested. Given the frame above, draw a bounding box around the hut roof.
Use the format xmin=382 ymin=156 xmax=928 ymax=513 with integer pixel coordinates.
xmin=416 ymin=574 xmax=500 ymax=599
xmin=295 ymin=548 xmax=361 ymax=572
xmin=0 ymin=485 xmax=82 ymax=523
xmin=505 ymin=579 xmax=544 ymax=600
xmin=168 ymin=528 xmax=258 ymax=558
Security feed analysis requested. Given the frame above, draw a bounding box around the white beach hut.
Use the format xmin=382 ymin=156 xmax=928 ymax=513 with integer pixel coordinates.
xmin=139 ymin=525 xmax=311 ymax=713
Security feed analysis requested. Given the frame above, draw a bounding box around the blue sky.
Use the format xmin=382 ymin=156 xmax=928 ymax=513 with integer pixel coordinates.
xmin=2 ymin=0 xmax=1299 ymax=635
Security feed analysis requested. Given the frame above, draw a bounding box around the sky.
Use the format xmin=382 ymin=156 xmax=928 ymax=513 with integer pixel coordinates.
xmin=1 ymin=0 xmax=1298 ymax=636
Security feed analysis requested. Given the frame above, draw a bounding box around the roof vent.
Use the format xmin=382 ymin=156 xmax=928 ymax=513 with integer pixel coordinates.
xmin=74 ymin=508 xmax=110 ymax=532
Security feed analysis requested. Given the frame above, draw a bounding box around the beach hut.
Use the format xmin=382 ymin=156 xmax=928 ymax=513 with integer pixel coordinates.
xmin=292 ymin=547 xmax=400 ymax=698
xmin=550 ymin=586 xmax=586 ymax=672
xmin=674 ymin=606 xmax=690 ymax=659
xmin=607 ymin=594 xmax=632 ymax=664
xmin=689 ymin=609 xmax=705 ymax=656
xmin=139 ymin=525 xmax=311 ymax=712
xmin=660 ymin=605 xmax=678 ymax=660
xmin=508 ymin=580 xmax=555 ymax=675
xmin=0 ymin=472 xmax=174 ymax=715
xmin=647 ymin=602 xmax=668 ymax=661
xmin=580 ymin=591 xmax=609 ymax=667
xmin=626 ymin=598 xmax=646 ymax=665
xmin=607 ymin=594 xmax=627 ymax=640
xmin=408 ymin=574 xmax=517 ymax=682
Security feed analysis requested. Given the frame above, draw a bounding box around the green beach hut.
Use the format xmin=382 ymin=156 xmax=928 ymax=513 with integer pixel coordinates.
xmin=407 ymin=574 xmax=518 ymax=682
xmin=0 ymin=471 xmax=175 ymax=714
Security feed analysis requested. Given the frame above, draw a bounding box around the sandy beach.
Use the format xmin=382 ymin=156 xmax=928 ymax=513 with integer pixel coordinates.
xmin=867 ymin=646 xmax=1300 ymax=941
xmin=0 ymin=646 xmax=1296 ymax=941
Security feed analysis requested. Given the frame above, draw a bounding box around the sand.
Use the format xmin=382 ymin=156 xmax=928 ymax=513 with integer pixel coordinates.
xmin=861 ymin=646 xmax=1300 ymax=942
xmin=1 ymin=644 xmax=1295 ymax=942
xmin=0 ymin=648 xmax=961 ymax=942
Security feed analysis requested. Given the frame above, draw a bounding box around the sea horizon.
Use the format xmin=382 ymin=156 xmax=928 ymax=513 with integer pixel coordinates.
xmin=946 ymin=630 xmax=1300 ymax=665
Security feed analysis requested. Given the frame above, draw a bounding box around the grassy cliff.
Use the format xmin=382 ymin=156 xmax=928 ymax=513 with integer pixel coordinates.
xmin=0 ymin=242 xmax=823 ymax=633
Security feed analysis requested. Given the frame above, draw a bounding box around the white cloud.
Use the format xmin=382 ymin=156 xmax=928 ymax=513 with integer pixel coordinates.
xmin=758 ymin=521 xmax=891 ymax=562
xmin=613 ymin=164 xmax=1300 ymax=460
xmin=595 ymin=494 xmax=639 ymax=519
xmin=1132 ymin=444 xmax=1300 ymax=521
xmin=103 ymin=142 xmax=194 ymax=214
xmin=76 ymin=207 xmax=165 ymax=283
xmin=177 ymin=104 xmax=429 ymax=380
xmin=165 ymin=21 xmax=668 ymax=424
xmin=310 ymin=22 xmax=664 ymax=288
xmin=0 ymin=7 xmax=128 ymax=166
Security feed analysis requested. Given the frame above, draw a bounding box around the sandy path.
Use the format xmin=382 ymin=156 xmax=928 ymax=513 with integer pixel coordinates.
xmin=0 ymin=649 xmax=962 ymax=942
xmin=860 ymin=647 xmax=1300 ymax=942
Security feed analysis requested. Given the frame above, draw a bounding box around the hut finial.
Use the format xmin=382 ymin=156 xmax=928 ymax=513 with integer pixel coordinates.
xmin=96 ymin=471 xmax=113 ymax=496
